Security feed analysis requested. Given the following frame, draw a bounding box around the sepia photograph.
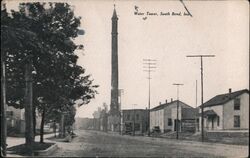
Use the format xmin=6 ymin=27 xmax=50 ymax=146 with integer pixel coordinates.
xmin=1 ymin=0 xmax=249 ymax=157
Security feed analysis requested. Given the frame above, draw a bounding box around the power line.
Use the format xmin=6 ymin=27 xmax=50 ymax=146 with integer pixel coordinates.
xmin=186 ymin=54 xmax=215 ymax=142
xmin=143 ymin=59 xmax=156 ymax=136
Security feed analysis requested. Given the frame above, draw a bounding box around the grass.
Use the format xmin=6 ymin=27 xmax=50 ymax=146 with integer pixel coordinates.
xmin=7 ymin=142 xmax=55 ymax=156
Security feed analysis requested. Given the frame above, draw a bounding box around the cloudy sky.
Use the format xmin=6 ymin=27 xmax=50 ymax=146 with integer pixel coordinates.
xmin=6 ymin=0 xmax=249 ymax=118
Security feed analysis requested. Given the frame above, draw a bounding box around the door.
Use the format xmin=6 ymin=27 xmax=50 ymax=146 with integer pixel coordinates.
xmin=211 ymin=117 xmax=214 ymax=130
xmin=174 ymin=119 xmax=177 ymax=131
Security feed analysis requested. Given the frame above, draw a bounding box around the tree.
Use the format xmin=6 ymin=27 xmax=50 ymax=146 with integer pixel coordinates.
xmin=3 ymin=2 xmax=98 ymax=144
xmin=1 ymin=6 xmax=45 ymax=154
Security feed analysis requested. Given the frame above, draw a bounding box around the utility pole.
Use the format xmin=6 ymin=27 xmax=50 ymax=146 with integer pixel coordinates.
xmin=132 ymin=104 xmax=137 ymax=136
xmin=143 ymin=59 xmax=156 ymax=136
xmin=1 ymin=4 xmax=7 ymax=156
xmin=173 ymin=83 xmax=184 ymax=140
xmin=1 ymin=46 xmax=7 ymax=156
xmin=186 ymin=55 xmax=215 ymax=142
xmin=195 ymin=80 xmax=198 ymax=108
xmin=24 ymin=57 xmax=34 ymax=155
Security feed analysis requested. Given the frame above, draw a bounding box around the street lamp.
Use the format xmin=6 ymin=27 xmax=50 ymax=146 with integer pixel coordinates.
xmin=173 ymin=83 xmax=184 ymax=139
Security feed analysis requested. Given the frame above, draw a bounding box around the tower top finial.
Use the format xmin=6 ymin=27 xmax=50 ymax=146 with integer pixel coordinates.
xmin=112 ymin=3 xmax=118 ymax=19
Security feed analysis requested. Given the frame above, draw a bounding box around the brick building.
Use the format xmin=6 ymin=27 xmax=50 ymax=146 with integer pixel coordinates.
xmin=122 ymin=109 xmax=149 ymax=135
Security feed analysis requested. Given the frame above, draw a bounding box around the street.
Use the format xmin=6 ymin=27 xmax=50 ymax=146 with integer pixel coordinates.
xmin=51 ymin=130 xmax=248 ymax=157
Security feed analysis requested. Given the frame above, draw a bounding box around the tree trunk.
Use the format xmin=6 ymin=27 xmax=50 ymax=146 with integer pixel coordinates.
xmin=33 ymin=106 xmax=36 ymax=139
xmin=40 ymin=106 xmax=45 ymax=143
xmin=1 ymin=53 xmax=7 ymax=156
xmin=24 ymin=60 xmax=34 ymax=147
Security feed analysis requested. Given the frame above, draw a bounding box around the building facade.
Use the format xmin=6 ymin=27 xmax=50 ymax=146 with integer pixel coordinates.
xmin=122 ymin=109 xmax=149 ymax=135
xmin=6 ymin=106 xmax=42 ymax=134
xmin=199 ymin=89 xmax=249 ymax=131
xmin=150 ymin=99 xmax=193 ymax=133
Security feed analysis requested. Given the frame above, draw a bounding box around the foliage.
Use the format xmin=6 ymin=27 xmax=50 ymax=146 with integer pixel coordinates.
xmin=2 ymin=3 xmax=98 ymax=128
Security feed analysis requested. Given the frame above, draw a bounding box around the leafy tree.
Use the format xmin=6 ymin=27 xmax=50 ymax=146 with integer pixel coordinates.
xmin=3 ymin=2 xmax=98 ymax=144
xmin=2 ymin=6 xmax=45 ymax=149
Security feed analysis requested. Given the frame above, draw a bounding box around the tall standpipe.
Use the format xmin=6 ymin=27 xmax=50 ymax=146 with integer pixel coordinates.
xmin=108 ymin=7 xmax=120 ymax=132
xmin=111 ymin=7 xmax=119 ymax=114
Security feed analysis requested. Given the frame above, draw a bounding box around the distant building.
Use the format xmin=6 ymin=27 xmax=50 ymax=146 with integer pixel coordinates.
xmin=122 ymin=109 xmax=149 ymax=135
xmin=199 ymin=89 xmax=249 ymax=131
xmin=6 ymin=106 xmax=25 ymax=133
xmin=150 ymin=99 xmax=193 ymax=133
xmin=75 ymin=117 xmax=93 ymax=130
xmin=6 ymin=106 xmax=42 ymax=134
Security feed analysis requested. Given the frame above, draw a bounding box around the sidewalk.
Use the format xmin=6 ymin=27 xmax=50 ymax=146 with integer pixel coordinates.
xmin=6 ymin=133 xmax=58 ymax=157
xmin=7 ymin=133 xmax=57 ymax=148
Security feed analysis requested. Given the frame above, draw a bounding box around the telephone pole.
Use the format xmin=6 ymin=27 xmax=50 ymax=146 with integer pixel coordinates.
xmin=1 ymin=45 xmax=7 ymax=156
xmin=132 ymin=104 xmax=137 ymax=136
xmin=186 ymin=55 xmax=215 ymax=142
xmin=173 ymin=83 xmax=184 ymax=139
xmin=143 ymin=59 xmax=156 ymax=136
xmin=195 ymin=80 xmax=198 ymax=108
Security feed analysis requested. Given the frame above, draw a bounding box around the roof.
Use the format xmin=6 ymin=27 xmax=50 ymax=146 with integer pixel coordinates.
xmin=112 ymin=7 xmax=118 ymax=19
xmin=122 ymin=109 xmax=148 ymax=112
xmin=150 ymin=100 xmax=177 ymax=111
xmin=201 ymin=89 xmax=249 ymax=108
xmin=150 ymin=100 xmax=192 ymax=111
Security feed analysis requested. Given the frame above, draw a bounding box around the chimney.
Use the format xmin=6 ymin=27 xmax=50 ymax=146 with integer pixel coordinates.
xmin=165 ymin=99 xmax=168 ymax=104
xmin=228 ymin=88 xmax=232 ymax=99
xmin=171 ymin=98 xmax=173 ymax=102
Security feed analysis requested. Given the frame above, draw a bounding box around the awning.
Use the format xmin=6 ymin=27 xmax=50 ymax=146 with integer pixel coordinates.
xmin=197 ymin=110 xmax=218 ymax=117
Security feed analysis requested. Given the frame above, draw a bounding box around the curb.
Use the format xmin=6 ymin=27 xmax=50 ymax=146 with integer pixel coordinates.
xmin=34 ymin=144 xmax=58 ymax=156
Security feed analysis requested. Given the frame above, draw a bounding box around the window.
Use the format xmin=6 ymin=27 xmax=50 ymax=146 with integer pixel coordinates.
xmin=136 ymin=114 xmax=139 ymax=120
xmin=217 ymin=117 xmax=220 ymax=126
xmin=168 ymin=118 xmax=172 ymax=126
xmin=134 ymin=123 xmax=140 ymax=131
xmin=6 ymin=111 xmax=13 ymax=117
xmin=234 ymin=115 xmax=240 ymax=127
xmin=127 ymin=114 xmax=130 ymax=120
xmin=234 ymin=98 xmax=240 ymax=110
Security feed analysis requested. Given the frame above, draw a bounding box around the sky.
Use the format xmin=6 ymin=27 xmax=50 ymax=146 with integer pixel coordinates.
xmin=5 ymin=0 xmax=249 ymax=118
